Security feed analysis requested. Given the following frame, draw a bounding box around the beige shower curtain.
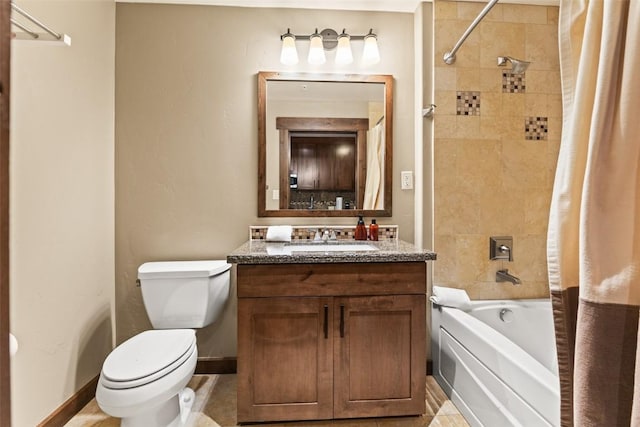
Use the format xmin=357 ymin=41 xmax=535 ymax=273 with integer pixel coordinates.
xmin=363 ymin=121 xmax=385 ymax=210
xmin=547 ymin=0 xmax=640 ymax=426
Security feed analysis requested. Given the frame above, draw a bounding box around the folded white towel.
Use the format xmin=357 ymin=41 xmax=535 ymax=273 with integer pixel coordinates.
xmin=266 ymin=225 xmax=292 ymax=242
xmin=429 ymin=286 xmax=471 ymax=310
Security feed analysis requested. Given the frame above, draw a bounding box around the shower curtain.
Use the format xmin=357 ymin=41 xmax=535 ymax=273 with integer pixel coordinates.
xmin=363 ymin=121 xmax=384 ymax=210
xmin=547 ymin=1 xmax=640 ymax=426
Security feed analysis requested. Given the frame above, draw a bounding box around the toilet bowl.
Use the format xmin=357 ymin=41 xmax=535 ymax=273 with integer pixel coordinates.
xmin=97 ymin=329 xmax=198 ymax=426
xmin=96 ymin=260 xmax=231 ymax=427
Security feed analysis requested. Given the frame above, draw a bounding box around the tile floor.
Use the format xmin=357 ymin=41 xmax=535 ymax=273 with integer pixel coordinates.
xmin=65 ymin=375 xmax=470 ymax=427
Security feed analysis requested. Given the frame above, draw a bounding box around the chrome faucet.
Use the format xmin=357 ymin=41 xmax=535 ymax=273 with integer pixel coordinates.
xmin=309 ymin=195 xmax=314 ymax=209
xmin=496 ymin=269 xmax=521 ymax=285
xmin=317 ymin=229 xmax=337 ymax=242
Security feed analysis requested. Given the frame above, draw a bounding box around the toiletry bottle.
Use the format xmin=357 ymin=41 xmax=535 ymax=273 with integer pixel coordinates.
xmin=355 ymin=215 xmax=367 ymax=241
xmin=369 ymin=219 xmax=379 ymax=241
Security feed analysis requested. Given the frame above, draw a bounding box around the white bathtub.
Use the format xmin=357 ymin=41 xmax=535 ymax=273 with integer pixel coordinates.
xmin=431 ymin=299 xmax=560 ymax=427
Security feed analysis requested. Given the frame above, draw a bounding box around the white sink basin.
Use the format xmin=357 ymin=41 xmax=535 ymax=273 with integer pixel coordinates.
xmin=266 ymin=243 xmax=378 ymax=255
xmin=289 ymin=243 xmax=377 ymax=253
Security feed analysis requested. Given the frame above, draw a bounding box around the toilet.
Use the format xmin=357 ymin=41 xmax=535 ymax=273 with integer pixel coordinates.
xmin=96 ymin=260 xmax=231 ymax=427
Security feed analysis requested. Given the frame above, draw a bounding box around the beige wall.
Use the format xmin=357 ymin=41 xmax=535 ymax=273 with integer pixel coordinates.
xmin=115 ymin=4 xmax=415 ymax=356
xmin=433 ymin=1 xmax=560 ymax=299
xmin=10 ymin=1 xmax=115 ymax=425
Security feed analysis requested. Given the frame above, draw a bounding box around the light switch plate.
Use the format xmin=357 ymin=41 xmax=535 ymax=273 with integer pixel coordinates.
xmin=401 ymin=171 xmax=413 ymax=190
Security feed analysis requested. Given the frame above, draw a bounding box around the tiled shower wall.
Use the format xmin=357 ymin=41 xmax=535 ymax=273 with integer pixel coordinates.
xmin=433 ymin=1 xmax=561 ymax=299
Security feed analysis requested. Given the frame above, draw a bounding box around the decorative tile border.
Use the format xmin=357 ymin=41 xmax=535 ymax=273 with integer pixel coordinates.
xmin=502 ymin=71 xmax=526 ymax=93
xmin=525 ymin=116 xmax=548 ymax=140
xmin=456 ymin=91 xmax=481 ymax=116
xmin=250 ymin=225 xmax=398 ymax=241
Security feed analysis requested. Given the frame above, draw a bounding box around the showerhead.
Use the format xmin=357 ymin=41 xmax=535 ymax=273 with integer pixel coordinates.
xmin=497 ymin=56 xmax=531 ymax=74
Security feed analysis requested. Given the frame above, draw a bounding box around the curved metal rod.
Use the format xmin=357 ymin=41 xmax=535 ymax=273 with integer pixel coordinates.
xmin=443 ymin=0 xmax=499 ymax=65
xmin=10 ymin=18 xmax=38 ymax=39
xmin=11 ymin=2 xmax=62 ymax=40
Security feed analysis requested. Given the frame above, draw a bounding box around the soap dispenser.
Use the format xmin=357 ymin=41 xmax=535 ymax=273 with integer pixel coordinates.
xmin=355 ymin=216 xmax=367 ymax=241
xmin=369 ymin=219 xmax=379 ymax=241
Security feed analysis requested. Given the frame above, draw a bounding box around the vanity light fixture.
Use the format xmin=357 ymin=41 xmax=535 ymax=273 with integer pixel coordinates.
xmin=307 ymin=29 xmax=326 ymax=65
xmin=280 ymin=28 xmax=379 ymax=66
xmin=335 ymin=30 xmax=353 ymax=65
xmin=279 ymin=29 xmax=298 ymax=65
xmin=361 ymin=30 xmax=381 ymax=66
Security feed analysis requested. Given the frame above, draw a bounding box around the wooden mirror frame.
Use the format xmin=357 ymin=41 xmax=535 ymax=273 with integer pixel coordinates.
xmin=258 ymin=71 xmax=393 ymax=217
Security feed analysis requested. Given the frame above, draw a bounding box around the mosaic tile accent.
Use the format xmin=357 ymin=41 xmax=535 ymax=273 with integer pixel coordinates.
xmin=456 ymin=91 xmax=481 ymax=116
xmin=502 ymin=71 xmax=526 ymax=93
xmin=525 ymin=117 xmax=548 ymax=140
xmin=250 ymin=225 xmax=398 ymax=241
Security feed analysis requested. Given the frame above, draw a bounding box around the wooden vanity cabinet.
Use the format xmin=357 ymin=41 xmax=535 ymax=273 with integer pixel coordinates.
xmin=290 ymin=137 xmax=356 ymax=191
xmin=237 ymin=296 xmax=333 ymax=422
xmin=334 ymin=294 xmax=426 ymax=419
xmin=236 ymin=262 xmax=426 ymax=423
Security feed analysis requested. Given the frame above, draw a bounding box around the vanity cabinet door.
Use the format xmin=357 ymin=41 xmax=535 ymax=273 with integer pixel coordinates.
xmin=330 ymin=141 xmax=355 ymax=191
xmin=290 ymin=142 xmax=318 ymax=190
xmin=333 ymin=295 xmax=426 ymax=418
xmin=237 ymin=297 xmax=333 ymax=423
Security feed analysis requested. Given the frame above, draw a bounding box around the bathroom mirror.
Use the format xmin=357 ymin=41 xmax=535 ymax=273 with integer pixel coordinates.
xmin=258 ymin=71 xmax=393 ymax=217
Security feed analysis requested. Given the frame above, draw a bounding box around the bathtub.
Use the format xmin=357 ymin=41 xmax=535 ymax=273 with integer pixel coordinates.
xmin=431 ymin=298 xmax=560 ymax=427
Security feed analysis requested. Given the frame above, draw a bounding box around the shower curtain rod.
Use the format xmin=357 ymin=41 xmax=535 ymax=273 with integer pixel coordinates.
xmin=10 ymin=2 xmax=71 ymax=46
xmin=443 ymin=0 xmax=498 ymax=65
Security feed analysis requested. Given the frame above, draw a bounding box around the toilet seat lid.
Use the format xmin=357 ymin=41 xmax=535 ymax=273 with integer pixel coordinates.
xmin=102 ymin=329 xmax=196 ymax=387
xmin=138 ymin=260 xmax=231 ymax=280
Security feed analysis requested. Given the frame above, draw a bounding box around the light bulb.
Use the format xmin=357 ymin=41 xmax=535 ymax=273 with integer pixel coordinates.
xmin=280 ymin=33 xmax=298 ymax=65
xmin=362 ymin=32 xmax=380 ymax=66
xmin=335 ymin=32 xmax=353 ymax=65
xmin=307 ymin=30 xmax=326 ymax=65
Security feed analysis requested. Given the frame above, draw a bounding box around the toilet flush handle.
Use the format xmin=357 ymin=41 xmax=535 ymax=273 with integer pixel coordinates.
xmin=135 ymin=279 xmax=141 ymax=287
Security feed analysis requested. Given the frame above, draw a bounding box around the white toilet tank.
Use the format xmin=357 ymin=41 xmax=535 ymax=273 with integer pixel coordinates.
xmin=138 ymin=260 xmax=232 ymax=329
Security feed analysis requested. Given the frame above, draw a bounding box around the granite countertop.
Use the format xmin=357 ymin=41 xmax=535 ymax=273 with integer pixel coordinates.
xmin=227 ymin=239 xmax=437 ymax=264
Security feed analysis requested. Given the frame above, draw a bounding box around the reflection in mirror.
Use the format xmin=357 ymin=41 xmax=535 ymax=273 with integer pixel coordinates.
xmin=258 ymin=72 xmax=393 ymax=217
xmin=277 ymin=117 xmax=367 ymax=211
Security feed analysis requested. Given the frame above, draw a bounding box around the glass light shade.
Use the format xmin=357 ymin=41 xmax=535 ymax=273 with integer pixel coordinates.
xmin=335 ymin=34 xmax=353 ymax=65
xmin=307 ymin=34 xmax=326 ymax=65
xmin=362 ymin=34 xmax=380 ymax=66
xmin=280 ymin=35 xmax=298 ymax=65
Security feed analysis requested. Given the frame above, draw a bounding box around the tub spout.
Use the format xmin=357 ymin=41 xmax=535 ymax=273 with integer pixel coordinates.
xmin=496 ymin=269 xmax=521 ymax=285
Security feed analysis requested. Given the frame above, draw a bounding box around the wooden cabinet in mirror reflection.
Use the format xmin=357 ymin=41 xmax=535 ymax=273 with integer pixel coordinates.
xmin=290 ymin=135 xmax=356 ymax=191
xmin=278 ymin=117 xmax=367 ymax=211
